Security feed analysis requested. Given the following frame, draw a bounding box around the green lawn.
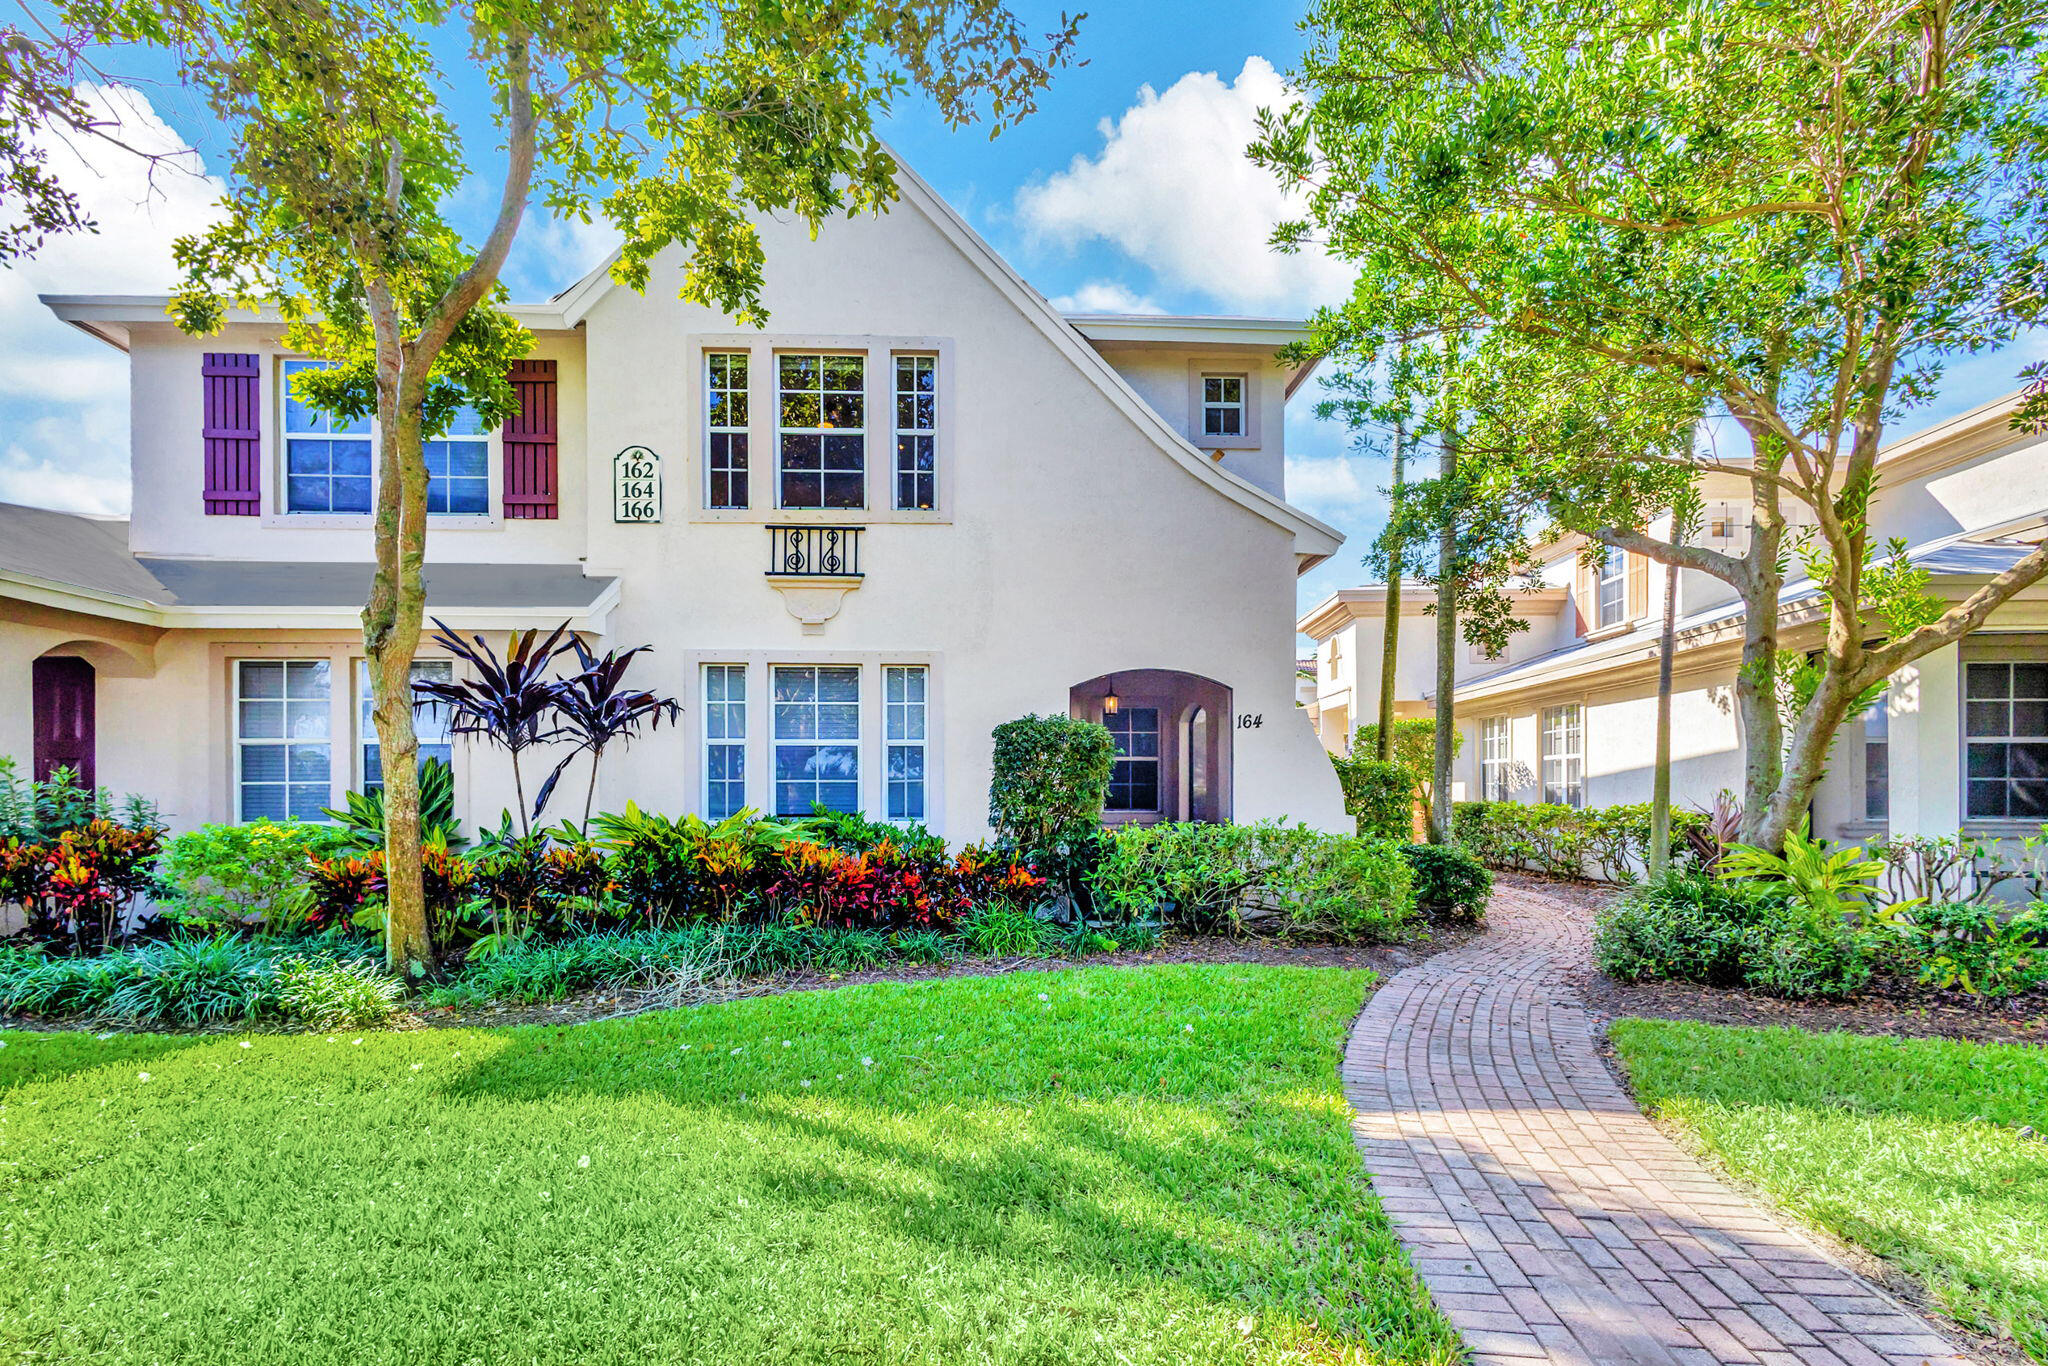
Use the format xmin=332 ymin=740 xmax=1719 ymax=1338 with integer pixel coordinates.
xmin=0 ymin=964 xmax=1457 ymax=1366
xmin=1611 ymin=1020 xmax=2048 ymax=1361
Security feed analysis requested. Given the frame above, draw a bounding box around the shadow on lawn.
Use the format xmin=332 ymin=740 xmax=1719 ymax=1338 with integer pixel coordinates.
xmin=432 ymin=982 xmax=1461 ymax=1363
xmin=0 ymin=1029 xmax=217 ymax=1091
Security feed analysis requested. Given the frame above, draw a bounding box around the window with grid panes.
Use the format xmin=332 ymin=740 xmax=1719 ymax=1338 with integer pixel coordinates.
xmin=706 ymin=352 xmax=749 ymax=509
xmin=1540 ymin=704 xmax=1584 ymax=807
xmin=772 ymin=665 xmax=860 ymax=815
xmin=777 ymin=354 xmax=864 ymax=508
xmin=1104 ymin=708 xmax=1161 ymax=812
xmin=703 ymin=664 xmax=747 ymax=819
xmin=235 ymin=659 xmax=331 ymax=820
xmin=885 ymin=665 xmax=928 ymax=820
xmin=1965 ymin=662 xmax=2048 ymax=819
xmin=894 ymin=355 xmax=936 ymax=510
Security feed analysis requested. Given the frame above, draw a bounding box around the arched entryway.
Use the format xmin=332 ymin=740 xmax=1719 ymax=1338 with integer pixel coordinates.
xmin=1070 ymin=670 xmax=1232 ymax=824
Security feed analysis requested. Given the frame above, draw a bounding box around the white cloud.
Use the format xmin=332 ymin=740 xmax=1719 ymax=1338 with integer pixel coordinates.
xmin=0 ymin=84 xmax=225 ymax=514
xmin=503 ymin=212 xmax=622 ymax=300
xmin=1049 ymin=280 xmax=1165 ymax=315
xmin=1015 ymin=57 xmax=1352 ymax=316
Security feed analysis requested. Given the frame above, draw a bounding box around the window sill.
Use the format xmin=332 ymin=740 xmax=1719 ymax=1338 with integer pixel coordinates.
xmin=259 ymin=513 xmax=505 ymax=532
xmin=1961 ymin=821 xmax=2048 ymax=838
xmin=1580 ymin=621 xmax=1636 ymax=644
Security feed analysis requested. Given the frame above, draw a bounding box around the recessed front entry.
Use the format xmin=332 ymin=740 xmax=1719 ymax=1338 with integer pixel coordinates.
xmin=33 ymin=655 xmax=97 ymax=788
xmin=1070 ymin=670 xmax=1232 ymax=824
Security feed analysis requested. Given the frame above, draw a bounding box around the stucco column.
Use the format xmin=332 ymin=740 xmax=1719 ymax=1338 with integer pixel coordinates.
xmin=1886 ymin=641 xmax=1960 ymax=838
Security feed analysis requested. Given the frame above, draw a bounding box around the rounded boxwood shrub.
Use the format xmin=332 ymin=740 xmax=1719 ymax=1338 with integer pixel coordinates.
xmin=988 ymin=714 xmax=1115 ymax=856
xmin=1399 ymin=842 xmax=1492 ymax=921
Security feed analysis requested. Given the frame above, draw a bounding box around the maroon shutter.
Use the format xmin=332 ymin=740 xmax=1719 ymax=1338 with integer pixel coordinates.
xmin=201 ymin=352 xmax=262 ymax=515
xmin=33 ymin=657 xmax=96 ymax=788
xmin=504 ymin=358 xmax=558 ymax=519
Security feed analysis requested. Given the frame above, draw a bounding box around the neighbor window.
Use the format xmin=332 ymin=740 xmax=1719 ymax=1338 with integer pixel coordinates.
xmin=1540 ymin=703 xmax=1584 ymax=808
xmin=772 ymin=665 xmax=860 ymax=815
xmin=777 ymin=353 xmax=865 ymax=509
xmin=1105 ymin=707 xmax=1162 ymax=813
xmin=1481 ymin=716 xmax=1512 ymax=801
xmin=356 ymin=659 xmax=454 ymax=792
xmin=235 ymin=659 xmax=331 ymax=821
xmin=283 ymin=359 xmax=372 ymax=514
xmin=1596 ymin=546 xmax=1627 ymax=629
xmin=1863 ymin=690 xmax=1890 ymax=822
xmin=706 ymin=351 xmax=750 ymax=509
xmin=284 ymin=359 xmax=489 ymax=516
xmin=703 ymin=664 xmax=748 ymax=820
xmin=894 ymin=354 xmax=937 ymax=510
xmin=885 ymin=665 xmax=928 ymax=821
xmin=1965 ymin=661 xmax=2048 ymax=819
xmin=1201 ymin=374 xmax=1245 ymax=438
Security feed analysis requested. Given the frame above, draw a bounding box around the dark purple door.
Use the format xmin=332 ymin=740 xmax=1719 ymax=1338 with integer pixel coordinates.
xmin=33 ymin=656 xmax=96 ymax=788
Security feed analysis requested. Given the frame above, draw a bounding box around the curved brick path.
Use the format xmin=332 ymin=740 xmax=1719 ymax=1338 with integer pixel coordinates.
xmin=1345 ymin=880 xmax=1971 ymax=1366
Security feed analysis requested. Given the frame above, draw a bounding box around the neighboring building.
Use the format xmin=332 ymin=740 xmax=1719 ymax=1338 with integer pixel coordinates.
xmin=1298 ymin=393 xmax=2048 ymax=842
xmin=1 ymin=158 xmax=1349 ymax=839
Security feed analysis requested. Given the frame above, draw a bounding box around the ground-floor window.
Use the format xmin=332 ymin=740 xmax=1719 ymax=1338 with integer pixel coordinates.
xmin=884 ymin=665 xmax=928 ymax=822
xmin=1105 ymin=707 xmax=1162 ymax=813
xmin=1481 ymin=716 xmax=1511 ymax=801
xmin=357 ymin=659 xmax=454 ymax=793
xmin=772 ymin=664 xmax=860 ymax=816
xmin=1540 ymin=703 xmax=1583 ymax=808
xmin=235 ymin=659 xmax=332 ymax=821
xmin=703 ymin=664 xmax=748 ymax=820
xmin=1965 ymin=661 xmax=2048 ymax=819
xmin=1862 ymin=690 xmax=1889 ymax=822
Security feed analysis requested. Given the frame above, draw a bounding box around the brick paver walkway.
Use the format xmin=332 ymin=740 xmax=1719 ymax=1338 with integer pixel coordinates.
xmin=1345 ymin=880 xmax=1971 ymax=1366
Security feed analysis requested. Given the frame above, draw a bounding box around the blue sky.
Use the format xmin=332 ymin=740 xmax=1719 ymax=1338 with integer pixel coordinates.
xmin=0 ymin=0 xmax=2038 ymax=634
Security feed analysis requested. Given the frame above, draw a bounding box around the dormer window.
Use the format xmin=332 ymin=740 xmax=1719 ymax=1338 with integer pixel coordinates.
xmin=1201 ymin=374 xmax=1245 ymax=438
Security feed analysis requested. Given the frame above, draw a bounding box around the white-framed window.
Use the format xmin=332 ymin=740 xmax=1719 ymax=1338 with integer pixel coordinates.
xmin=703 ymin=664 xmax=748 ymax=820
xmin=234 ymin=659 xmax=332 ymax=821
xmin=1540 ymin=703 xmax=1584 ymax=808
xmin=1964 ymin=661 xmax=2048 ymax=819
xmin=282 ymin=359 xmax=372 ymax=514
xmin=1481 ymin=716 xmax=1512 ymax=801
xmin=885 ymin=665 xmax=928 ymax=821
xmin=1596 ymin=546 xmax=1628 ymax=628
xmin=777 ymin=353 xmax=865 ymax=509
xmin=283 ymin=359 xmax=490 ymax=516
xmin=1201 ymin=374 xmax=1245 ymax=438
xmin=771 ymin=664 xmax=860 ymax=815
xmin=706 ymin=351 xmax=750 ymax=509
xmin=893 ymin=354 xmax=937 ymax=510
xmin=1105 ymin=707 xmax=1162 ymax=813
xmin=1862 ymin=690 xmax=1890 ymax=822
xmin=356 ymin=659 xmax=454 ymax=793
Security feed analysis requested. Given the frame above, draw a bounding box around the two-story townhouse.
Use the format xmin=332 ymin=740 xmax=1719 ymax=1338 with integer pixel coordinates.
xmin=1299 ymin=392 xmax=2048 ymax=843
xmin=0 ymin=157 xmax=1350 ymax=840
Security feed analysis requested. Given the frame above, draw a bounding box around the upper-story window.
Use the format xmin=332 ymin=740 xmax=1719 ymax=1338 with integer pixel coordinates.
xmin=282 ymin=359 xmax=490 ymax=517
xmin=1202 ymin=374 xmax=1245 ymax=438
xmin=706 ymin=352 xmax=750 ymax=509
xmin=778 ymin=353 xmax=865 ymax=509
xmin=283 ymin=359 xmax=372 ymax=515
xmin=894 ymin=355 xmax=937 ymax=511
xmin=1596 ymin=546 xmax=1628 ymax=628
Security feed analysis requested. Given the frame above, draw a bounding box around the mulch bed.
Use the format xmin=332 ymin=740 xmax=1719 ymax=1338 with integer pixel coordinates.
xmin=1506 ymin=870 xmax=2048 ymax=1047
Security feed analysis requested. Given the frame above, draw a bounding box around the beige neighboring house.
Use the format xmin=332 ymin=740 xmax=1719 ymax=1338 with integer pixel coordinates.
xmin=1299 ymin=392 xmax=2048 ymax=843
xmin=1 ymin=156 xmax=1351 ymax=840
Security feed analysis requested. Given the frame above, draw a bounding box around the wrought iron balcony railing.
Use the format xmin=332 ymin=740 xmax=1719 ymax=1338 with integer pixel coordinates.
xmin=767 ymin=525 xmax=863 ymax=578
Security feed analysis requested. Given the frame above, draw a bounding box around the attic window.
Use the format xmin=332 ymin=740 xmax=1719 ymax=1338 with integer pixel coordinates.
xmin=1201 ymin=375 xmax=1245 ymax=438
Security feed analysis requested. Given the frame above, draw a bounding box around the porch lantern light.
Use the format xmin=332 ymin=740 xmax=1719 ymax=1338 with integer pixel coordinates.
xmin=1102 ymin=678 xmax=1120 ymax=716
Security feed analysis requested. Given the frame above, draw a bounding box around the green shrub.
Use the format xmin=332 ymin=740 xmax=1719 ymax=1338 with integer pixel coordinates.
xmin=1453 ymin=799 xmax=1705 ymax=881
xmin=889 ymin=928 xmax=955 ymax=965
xmin=1400 ymin=843 xmax=1492 ymax=920
xmin=323 ymin=756 xmax=464 ymax=850
xmin=1088 ymin=822 xmax=1253 ymax=930
xmin=0 ymin=947 xmax=121 ymax=1017
xmin=156 ymin=819 xmax=351 ymax=935
xmin=1738 ymin=905 xmax=1872 ymax=1000
xmin=1346 ymin=719 xmax=1459 ymax=803
xmin=987 ymin=714 xmax=1115 ymax=857
xmin=958 ymin=903 xmax=1050 ymax=957
xmin=102 ymin=936 xmax=279 ymax=1026
xmin=1595 ymin=872 xmax=1770 ymax=985
xmin=1334 ymin=757 xmax=1413 ymax=839
xmin=1251 ymin=825 xmax=1416 ymax=938
xmin=273 ymin=955 xmax=405 ymax=1027
xmin=1896 ymin=902 xmax=2048 ymax=998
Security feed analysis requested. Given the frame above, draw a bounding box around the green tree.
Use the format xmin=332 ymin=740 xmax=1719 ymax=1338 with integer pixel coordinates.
xmin=1257 ymin=0 xmax=2048 ymax=849
xmin=77 ymin=0 xmax=1079 ymax=974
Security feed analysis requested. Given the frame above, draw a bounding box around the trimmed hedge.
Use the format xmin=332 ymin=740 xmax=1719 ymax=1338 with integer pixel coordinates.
xmin=1453 ymin=799 xmax=1707 ymax=882
xmin=988 ymin=714 xmax=1116 ymax=854
xmin=1339 ymin=759 xmax=1412 ymax=840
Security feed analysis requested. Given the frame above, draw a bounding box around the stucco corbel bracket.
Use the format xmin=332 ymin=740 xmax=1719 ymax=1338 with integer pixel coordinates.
xmin=765 ymin=575 xmax=862 ymax=635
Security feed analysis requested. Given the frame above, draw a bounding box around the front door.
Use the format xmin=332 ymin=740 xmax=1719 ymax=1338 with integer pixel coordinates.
xmin=33 ymin=656 xmax=97 ymax=788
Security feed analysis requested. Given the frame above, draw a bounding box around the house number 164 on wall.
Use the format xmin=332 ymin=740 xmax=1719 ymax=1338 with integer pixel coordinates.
xmin=1237 ymin=713 xmax=1263 ymax=729
xmin=612 ymin=446 xmax=663 ymax=523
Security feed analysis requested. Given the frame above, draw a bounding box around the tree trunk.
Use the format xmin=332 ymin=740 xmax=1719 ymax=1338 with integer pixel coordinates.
xmin=1649 ymin=544 xmax=1680 ymax=878
xmin=1430 ymin=431 xmax=1457 ymax=845
xmin=364 ymin=355 xmax=433 ymax=976
xmin=1377 ymin=424 xmax=1406 ymax=764
xmin=1735 ymin=489 xmax=1786 ymax=846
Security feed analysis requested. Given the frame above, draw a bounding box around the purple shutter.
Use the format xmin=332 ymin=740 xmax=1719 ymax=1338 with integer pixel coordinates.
xmin=504 ymin=358 xmax=558 ymax=519
xmin=202 ymin=352 xmax=262 ymax=515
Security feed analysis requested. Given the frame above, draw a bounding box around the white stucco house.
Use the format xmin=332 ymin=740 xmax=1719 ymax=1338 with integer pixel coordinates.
xmin=1 ymin=159 xmax=1350 ymax=840
xmin=1300 ymin=392 xmax=2048 ymax=844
